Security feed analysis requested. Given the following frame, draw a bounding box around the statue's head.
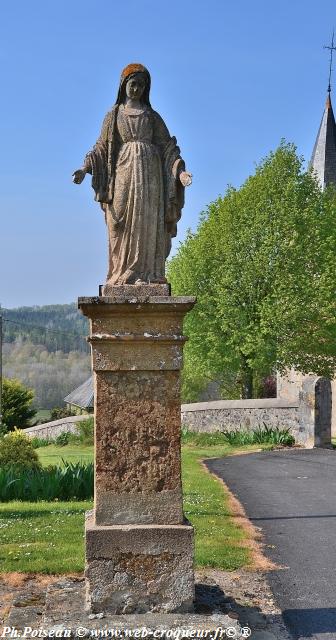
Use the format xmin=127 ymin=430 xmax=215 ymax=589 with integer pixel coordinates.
xmin=116 ymin=63 xmax=151 ymax=106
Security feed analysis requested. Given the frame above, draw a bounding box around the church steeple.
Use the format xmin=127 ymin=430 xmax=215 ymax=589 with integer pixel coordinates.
xmin=310 ymin=94 xmax=336 ymax=189
xmin=310 ymin=32 xmax=336 ymax=189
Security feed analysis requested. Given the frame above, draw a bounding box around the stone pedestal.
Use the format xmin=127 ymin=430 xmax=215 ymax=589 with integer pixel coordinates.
xmin=78 ymin=287 xmax=196 ymax=614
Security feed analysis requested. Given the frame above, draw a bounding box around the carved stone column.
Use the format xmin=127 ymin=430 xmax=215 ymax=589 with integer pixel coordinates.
xmin=79 ymin=285 xmax=196 ymax=614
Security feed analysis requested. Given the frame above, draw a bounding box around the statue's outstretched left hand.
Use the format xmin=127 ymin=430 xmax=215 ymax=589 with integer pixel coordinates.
xmin=72 ymin=169 xmax=86 ymax=184
xmin=179 ymin=171 xmax=192 ymax=187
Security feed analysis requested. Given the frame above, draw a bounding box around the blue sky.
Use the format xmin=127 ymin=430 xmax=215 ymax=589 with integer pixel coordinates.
xmin=1 ymin=0 xmax=335 ymax=307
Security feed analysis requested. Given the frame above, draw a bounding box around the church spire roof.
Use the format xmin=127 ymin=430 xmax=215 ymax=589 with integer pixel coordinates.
xmin=310 ymin=32 xmax=336 ymax=189
xmin=310 ymin=94 xmax=336 ymax=189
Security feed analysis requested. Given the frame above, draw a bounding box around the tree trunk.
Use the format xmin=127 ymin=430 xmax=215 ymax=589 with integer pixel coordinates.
xmin=240 ymin=355 xmax=253 ymax=399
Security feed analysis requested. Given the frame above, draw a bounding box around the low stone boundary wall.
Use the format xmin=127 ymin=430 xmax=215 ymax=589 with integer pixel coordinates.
xmin=25 ymin=378 xmax=331 ymax=448
xmin=24 ymin=415 xmax=90 ymax=440
xmin=181 ymin=398 xmax=305 ymax=441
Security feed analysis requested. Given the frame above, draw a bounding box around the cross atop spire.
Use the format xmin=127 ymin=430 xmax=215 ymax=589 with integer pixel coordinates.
xmin=310 ymin=32 xmax=336 ymax=189
xmin=324 ymin=30 xmax=336 ymax=94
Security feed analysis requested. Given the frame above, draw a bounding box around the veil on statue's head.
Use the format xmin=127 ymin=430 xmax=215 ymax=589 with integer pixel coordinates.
xmin=116 ymin=63 xmax=151 ymax=107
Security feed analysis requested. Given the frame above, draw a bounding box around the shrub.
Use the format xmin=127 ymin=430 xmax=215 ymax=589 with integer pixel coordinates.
xmin=51 ymin=407 xmax=77 ymax=421
xmin=181 ymin=426 xmax=295 ymax=447
xmin=0 ymin=424 xmax=8 ymax=437
xmin=30 ymin=437 xmax=53 ymax=449
xmin=0 ymin=430 xmax=42 ymax=471
xmin=35 ymin=416 xmax=52 ymax=425
xmin=75 ymin=417 xmax=94 ymax=445
xmin=0 ymin=461 xmax=94 ymax=501
xmin=55 ymin=431 xmax=71 ymax=446
xmin=221 ymin=425 xmax=295 ymax=447
xmin=2 ymin=378 xmax=36 ymax=430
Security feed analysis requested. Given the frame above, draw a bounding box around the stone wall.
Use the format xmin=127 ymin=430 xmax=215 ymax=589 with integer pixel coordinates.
xmin=182 ymin=378 xmax=332 ymax=447
xmin=277 ymin=371 xmax=332 ymax=447
xmin=24 ymin=374 xmax=332 ymax=448
xmin=181 ymin=398 xmax=302 ymax=439
xmin=24 ymin=415 xmax=90 ymax=440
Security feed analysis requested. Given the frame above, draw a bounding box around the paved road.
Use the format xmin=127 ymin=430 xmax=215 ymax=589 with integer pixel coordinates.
xmin=206 ymin=449 xmax=336 ymax=640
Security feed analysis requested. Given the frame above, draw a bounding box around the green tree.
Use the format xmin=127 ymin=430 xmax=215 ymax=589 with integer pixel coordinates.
xmin=2 ymin=378 xmax=36 ymax=430
xmin=168 ymin=142 xmax=336 ymax=400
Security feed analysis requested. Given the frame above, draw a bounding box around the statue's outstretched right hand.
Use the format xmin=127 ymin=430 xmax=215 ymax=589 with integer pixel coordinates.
xmin=72 ymin=169 xmax=86 ymax=184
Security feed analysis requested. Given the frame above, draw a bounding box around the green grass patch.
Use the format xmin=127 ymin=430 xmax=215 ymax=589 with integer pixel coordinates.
xmin=0 ymin=501 xmax=92 ymax=573
xmin=181 ymin=439 xmax=266 ymax=569
xmin=181 ymin=431 xmax=233 ymax=447
xmin=0 ymin=437 xmax=269 ymax=573
xmin=37 ymin=445 xmax=94 ymax=467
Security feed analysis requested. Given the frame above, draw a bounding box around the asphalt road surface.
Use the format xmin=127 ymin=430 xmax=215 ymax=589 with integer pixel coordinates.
xmin=206 ymin=448 xmax=336 ymax=640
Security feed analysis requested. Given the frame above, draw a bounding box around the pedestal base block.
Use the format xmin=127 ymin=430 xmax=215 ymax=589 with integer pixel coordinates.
xmin=85 ymin=513 xmax=194 ymax=614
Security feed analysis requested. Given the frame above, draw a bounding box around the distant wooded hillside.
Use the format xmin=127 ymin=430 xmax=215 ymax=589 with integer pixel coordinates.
xmin=2 ymin=303 xmax=89 ymax=353
xmin=1 ymin=303 xmax=91 ymax=410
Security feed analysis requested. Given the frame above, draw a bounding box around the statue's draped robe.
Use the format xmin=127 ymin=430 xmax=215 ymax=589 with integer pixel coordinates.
xmin=84 ymin=104 xmax=185 ymax=284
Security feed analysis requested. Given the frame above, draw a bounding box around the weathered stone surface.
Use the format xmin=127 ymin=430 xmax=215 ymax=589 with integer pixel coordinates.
xmin=101 ymin=283 xmax=171 ymax=297
xmin=78 ymin=295 xmax=195 ymax=309
xmin=3 ymin=570 xmax=291 ymax=639
xmin=79 ymin=295 xmax=196 ymax=527
xmin=181 ymin=399 xmax=299 ymax=437
xmin=73 ymin=64 xmax=192 ymax=287
xmin=85 ymin=514 xmax=194 ymax=614
xmin=277 ymin=370 xmax=332 ymax=446
xmin=86 ymin=517 xmax=194 ymax=557
xmin=95 ymin=369 xmax=182 ymax=524
xmin=90 ymin=339 xmax=185 ymax=372
xmin=24 ymin=415 xmax=87 ymax=440
xmin=42 ymin=574 xmax=243 ymax=633
xmin=7 ymin=605 xmax=44 ymax=630
xmin=79 ymin=292 xmax=195 ymax=612
xmin=96 ymin=491 xmax=183 ymax=526
xmin=73 ymin=64 xmax=195 ymax=614
xmin=80 ymin=296 xmax=194 ymax=372
xmin=6 ymin=589 xmax=45 ymax=630
xmin=44 ymin=579 xmax=84 ymax=621
xmin=181 ymin=383 xmax=332 ymax=448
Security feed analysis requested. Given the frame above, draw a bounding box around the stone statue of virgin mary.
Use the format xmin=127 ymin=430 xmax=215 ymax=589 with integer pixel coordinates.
xmin=73 ymin=63 xmax=192 ymax=288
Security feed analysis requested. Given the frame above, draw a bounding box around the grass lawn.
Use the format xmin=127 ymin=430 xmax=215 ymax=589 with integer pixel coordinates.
xmin=0 ymin=501 xmax=91 ymax=573
xmin=38 ymin=444 xmax=93 ymax=467
xmin=182 ymin=433 xmax=269 ymax=569
xmin=0 ymin=435 xmax=269 ymax=573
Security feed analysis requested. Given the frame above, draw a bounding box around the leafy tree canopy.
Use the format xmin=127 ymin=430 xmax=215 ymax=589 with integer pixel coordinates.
xmin=2 ymin=378 xmax=36 ymax=430
xmin=168 ymin=142 xmax=336 ymax=400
